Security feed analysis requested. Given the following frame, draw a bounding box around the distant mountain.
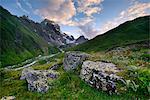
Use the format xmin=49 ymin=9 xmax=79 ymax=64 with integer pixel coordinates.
xmin=71 ymin=16 xmax=150 ymax=52
xmin=75 ymin=36 xmax=88 ymax=45
xmin=0 ymin=6 xmax=60 ymax=67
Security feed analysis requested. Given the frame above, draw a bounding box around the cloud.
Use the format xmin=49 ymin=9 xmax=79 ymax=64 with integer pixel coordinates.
xmin=84 ymin=7 xmax=101 ymax=16
xmin=129 ymin=0 xmax=139 ymax=5
xmin=77 ymin=0 xmax=103 ymax=17
xmin=58 ymin=16 xmax=97 ymax=39
xmin=23 ymin=0 xmax=33 ymax=9
xmin=35 ymin=0 xmax=76 ymax=24
xmin=62 ymin=17 xmax=93 ymax=26
xmin=78 ymin=22 xmax=99 ymax=38
xmin=61 ymin=17 xmax=98 ymax=38
xmin=16 ymin=0 xmax=29 ymax=14
xmin=98 ymin=2 xmax=150 ymax=36
xmin=119 ymin=2 xmax=150 ymax=20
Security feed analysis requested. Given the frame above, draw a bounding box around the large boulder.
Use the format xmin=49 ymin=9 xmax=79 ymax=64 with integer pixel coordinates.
xmin=63 ymin=51 xmax=90 ymax=71
xmin=80 ymin=61 xmax=125 ymax=94
xmin=20 ymin=68 xmax=59 ymax=93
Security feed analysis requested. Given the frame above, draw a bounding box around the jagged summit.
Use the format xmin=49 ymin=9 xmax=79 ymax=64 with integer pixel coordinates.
xmin=42 ymin=19 xmax=56 ymax=25
xmin=75 ymin=35 xmax=88 ymax=44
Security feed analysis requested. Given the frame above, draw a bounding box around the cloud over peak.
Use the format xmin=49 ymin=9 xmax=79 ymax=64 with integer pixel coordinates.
xmin=35 ymin=0 xmax=76 ymax=24
xmin=77 ymin=0 xmax=103 ymax=17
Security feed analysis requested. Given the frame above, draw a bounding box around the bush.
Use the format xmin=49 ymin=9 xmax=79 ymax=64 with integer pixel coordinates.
xmin=136 ymin=69 xmax=150 ymax=95
xmin=38 ymin=60 xmax=47 ymax=64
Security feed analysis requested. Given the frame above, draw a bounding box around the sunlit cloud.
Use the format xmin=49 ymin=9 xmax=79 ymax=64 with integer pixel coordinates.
xmin=35 ymin=0 xmax=76 ymax=25
xmin=23 ymin=0 xmax=33 ymax=9
xmin=77 ymin=0 xmax=103 ymax=17
xmin=16 ymin=0 xmax=29 ymax=14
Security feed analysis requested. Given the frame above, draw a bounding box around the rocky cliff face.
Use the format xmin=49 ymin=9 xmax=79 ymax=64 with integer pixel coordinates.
xmin=20 ymin=15 xmax=88 ymax=48
xmin=19 ymin=15 xmax=77 ymax=47
xmin=40 ymin=19 xmax=67 ymax=46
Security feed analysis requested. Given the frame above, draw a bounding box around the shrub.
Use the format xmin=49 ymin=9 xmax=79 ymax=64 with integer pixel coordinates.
xmin=38 ymin=60 xmax=47 ymax=64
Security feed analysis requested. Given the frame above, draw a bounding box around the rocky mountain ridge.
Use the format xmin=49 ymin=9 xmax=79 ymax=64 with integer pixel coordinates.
xmin=19 ymin=15 xmax=88 ymax=47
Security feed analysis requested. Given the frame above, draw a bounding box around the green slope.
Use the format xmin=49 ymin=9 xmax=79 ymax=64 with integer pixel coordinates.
xmin=70 ymin=16 xmax=150 ymax=52
xmin=0 ymin=6 xmax=59 ymax=67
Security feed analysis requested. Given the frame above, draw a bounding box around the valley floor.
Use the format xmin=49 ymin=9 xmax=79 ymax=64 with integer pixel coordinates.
xmin=0 ymin=45 xmax=150 ymax=100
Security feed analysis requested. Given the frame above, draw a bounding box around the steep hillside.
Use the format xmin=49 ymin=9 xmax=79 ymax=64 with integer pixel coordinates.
xmin=0 ymin=6 xmax=59 ymax=67
xmin=70 ymin=16 xmax=150 ymax=52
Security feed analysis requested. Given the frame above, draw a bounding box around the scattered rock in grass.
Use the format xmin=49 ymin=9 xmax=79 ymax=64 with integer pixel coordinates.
xmin=126 ymin=65 xmax=138 ymax=71
xmin=49 ymin=64 xmax=60 ymax=70
xmin=20 ymin=68 xmax=59 ymax=93
xmin=107 ymin=47 xmax=129 ymax=54
xmin=46 ymin=73 xmax=58 ymax=78
xmin=1 ymin=96 xmax=15 ymax=100
xmin=63 ymin=51 xmax=90 ymax=71
xmin=80 ymin=61 xmax=125 ymax=94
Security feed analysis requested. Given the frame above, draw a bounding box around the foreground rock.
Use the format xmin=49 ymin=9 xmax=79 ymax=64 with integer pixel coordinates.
xmin=1 ymin=96 xmax=15 ymax=100
xmin=80 ymin=61 xmax=125 ymax=94
xmin=20 ymin=68 xmax=59 ymax=93
xmin=49 ymin=64 xmax=60 ymax=70
xmin=63 ymin=51 xmax=90 ymax=71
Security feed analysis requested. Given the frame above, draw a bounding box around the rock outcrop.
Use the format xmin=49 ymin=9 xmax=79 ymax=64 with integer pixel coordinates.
xmin=63 ymin=51 xmax=90 ymax=71
xmin=20 ymin=16 xmax=76 ymax=47
xmin=80 ymin=61 xmax=125 ymax=94
xmin=20 ymin=68 xmax=59 ymax=93
xmin=1 ymin=96 xmax=15 ymax=100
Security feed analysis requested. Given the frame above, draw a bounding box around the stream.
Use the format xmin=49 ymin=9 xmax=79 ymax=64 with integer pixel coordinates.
xmin=5 ymin=53 xmax=60 ymax=71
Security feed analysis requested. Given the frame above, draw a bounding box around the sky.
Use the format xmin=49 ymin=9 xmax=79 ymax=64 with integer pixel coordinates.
xmin=0 ymin=0 xmax=150 ymax=39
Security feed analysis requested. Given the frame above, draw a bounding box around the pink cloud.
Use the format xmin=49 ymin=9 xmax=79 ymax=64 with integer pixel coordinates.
xmin=77 ymin=0 xmax=104 ymax=17
xmin=35 ymin=0 xmax=76 ymax=24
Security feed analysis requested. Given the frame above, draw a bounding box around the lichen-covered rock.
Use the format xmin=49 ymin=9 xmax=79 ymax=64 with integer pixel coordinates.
xmin=80 ymin=61 xmax=125 ymax=94
xmin=20 ymin=68 xmax=59 ymax=93
xmin=1 ymin=96 xmax=15 ymax=100
xmin=63 ymin=51 xmax=90 ymax=71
